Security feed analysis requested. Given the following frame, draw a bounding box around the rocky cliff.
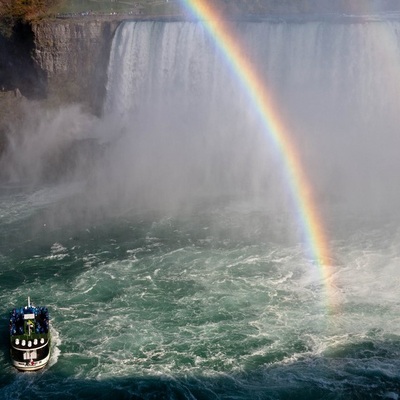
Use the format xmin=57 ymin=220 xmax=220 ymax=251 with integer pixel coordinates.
xmin=32 ymin=17 xmax=123 ymax=114
xmin=0 ymin=17 xmax=125 ymax=156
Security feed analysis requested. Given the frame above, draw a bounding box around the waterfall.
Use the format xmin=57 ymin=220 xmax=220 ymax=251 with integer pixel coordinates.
xmin=105 ymin=20 xmax=400 ymax=118
xmin=101 ymin=19 xmax=400 ymax=217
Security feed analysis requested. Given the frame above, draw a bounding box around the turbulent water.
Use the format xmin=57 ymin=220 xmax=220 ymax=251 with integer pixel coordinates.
xmin=2 ymin=16 xmax=400 ymax=400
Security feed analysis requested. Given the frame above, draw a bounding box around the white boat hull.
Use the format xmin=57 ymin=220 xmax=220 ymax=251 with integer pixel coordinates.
xmin=11 ymin=352 xmax=50 ymax=371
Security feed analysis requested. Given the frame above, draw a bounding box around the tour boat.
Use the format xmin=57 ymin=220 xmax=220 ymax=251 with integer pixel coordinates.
xmin=9 ymin=297 xmax=51 ymax=371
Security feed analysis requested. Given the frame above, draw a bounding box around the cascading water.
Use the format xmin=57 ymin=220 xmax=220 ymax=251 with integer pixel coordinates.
xmin=1 ymin=17 xmax=400 ymax=400
xmin=99 ymin=19 xmax=400 ymax=221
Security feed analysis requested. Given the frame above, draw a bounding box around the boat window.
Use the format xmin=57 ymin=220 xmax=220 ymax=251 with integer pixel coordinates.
xmin=23 ymin=350 xmax=38 ymax=360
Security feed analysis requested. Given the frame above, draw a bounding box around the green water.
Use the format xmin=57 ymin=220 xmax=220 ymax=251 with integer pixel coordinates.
xmin=1 ymin=185 xmax=400 ymax=399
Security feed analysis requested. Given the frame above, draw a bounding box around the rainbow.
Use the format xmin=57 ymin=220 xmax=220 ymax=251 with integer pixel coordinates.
xmin=179 ymin=1 xmax=334 ymax=309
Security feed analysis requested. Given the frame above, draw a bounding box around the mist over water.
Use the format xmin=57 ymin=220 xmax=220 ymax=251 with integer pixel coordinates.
xmin=2 ymin=16 xmax=400 ymax=399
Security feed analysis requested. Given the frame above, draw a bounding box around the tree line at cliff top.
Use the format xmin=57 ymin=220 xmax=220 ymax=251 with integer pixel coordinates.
xmin=0 ymin=0 xmax=61 ymax=35
xmin=0 ymin=0 xmax=60 ymax=22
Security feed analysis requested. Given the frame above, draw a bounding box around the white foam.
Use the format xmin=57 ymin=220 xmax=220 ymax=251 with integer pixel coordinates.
xmin=48 ymin=325 xmax=61 ymax=368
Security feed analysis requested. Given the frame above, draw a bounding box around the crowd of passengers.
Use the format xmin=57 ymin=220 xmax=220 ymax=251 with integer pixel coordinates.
xmin=9 ymin=306 xmax=50 ymax=336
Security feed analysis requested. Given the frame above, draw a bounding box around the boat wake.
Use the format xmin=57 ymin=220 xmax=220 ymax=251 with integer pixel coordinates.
xmin=48 ymin=325 xmax=61 ymax=369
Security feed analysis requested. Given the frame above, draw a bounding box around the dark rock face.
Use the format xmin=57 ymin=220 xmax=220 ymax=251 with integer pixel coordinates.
xmin=0 ymin=22 xmax=46 ymax=99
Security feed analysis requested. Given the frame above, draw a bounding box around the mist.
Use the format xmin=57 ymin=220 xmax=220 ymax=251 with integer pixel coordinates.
xmin=2 ymin=19 xmax=400 ymax=234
